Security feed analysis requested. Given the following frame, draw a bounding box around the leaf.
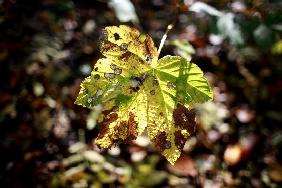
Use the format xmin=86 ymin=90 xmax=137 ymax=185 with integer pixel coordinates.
xmin=217 ymin=13 xmax=244 ymax=47
xmin=272 ymin=40 xmax=282 ymax=54
xmin=189 ymin=2 xmax=222 ymax=17
xmin=170 ymin=39 xmax=195 ymax=60
xmin=253 ymin=24 xmax=274 ymax=50
xmin=108 ymin=0 xmax=139 ymax=24
xmin=189 ymin=2 xmax=245 ymax=47
xmin=75 ymin=25 xmax=213 ymax=164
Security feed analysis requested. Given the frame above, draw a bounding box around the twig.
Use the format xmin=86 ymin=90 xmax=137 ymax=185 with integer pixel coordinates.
xmin=158 ymin=24 xmax=174 ymax=55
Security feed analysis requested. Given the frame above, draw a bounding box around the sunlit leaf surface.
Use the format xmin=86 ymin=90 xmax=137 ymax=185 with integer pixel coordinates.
xmin=75 ymin=25 xmax=213 ymax=164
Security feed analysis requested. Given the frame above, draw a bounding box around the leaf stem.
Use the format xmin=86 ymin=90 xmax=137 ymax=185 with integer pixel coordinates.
xmin=158 ymin=24 xmax=174 ymax=55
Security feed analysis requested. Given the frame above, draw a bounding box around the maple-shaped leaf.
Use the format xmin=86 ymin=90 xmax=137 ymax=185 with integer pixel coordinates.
xmin=75 ymin=25 xmax=213 ymax=164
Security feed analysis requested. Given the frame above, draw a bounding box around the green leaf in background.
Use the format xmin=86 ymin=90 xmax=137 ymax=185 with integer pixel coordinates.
xmin=254 ymin=24 xmax=275 ymax=50
xmin=189 ymin=2 xmax=222 ymax=17
xmin=170 ymin=40 xmax=195 ymax=60
xmin=75 ymin=25 xmax=213 ymax=164
xmin=108 ymin=0 xmax=139 ymax=24
xmin=272 ymin=40 xmax=282 ymax=54
xmin=189 ymin=2 xmax=245 ymax=47
xmin=217 ymin=13 xmax=244 ymax=47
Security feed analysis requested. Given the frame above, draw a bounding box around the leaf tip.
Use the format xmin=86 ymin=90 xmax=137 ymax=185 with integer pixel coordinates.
xmin=163 ymin=149 xmax=181 ymax=165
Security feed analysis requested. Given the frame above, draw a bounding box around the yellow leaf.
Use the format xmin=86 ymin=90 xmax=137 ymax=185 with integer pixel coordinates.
xmin=75 ymin=25 xmax=213 ymax=164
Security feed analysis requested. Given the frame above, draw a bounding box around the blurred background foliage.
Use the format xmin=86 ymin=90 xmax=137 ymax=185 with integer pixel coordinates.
xmin=1 ymin=0 xmax=282 ymax=187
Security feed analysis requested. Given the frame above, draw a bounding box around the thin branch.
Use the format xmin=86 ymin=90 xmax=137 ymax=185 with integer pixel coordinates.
xmin=158 ymin=24 xmax=174 ymax=55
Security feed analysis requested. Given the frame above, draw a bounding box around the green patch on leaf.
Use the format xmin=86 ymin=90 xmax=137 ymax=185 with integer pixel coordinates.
xmin=115 ymin=94 xmax=133 ymax=106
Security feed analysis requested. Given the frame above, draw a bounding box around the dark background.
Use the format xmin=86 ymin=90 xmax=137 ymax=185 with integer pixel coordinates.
xmin=1 ymin=0 xmax=282 ymax=187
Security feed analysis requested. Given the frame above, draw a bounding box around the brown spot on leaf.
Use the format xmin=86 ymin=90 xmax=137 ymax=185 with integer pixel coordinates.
xmin=130 ymin=86 xmax=140 ymax=92
xmin=150 ymin=90 xmax=155 ymax=96
xmin=126 ymin=112 xmax=138 ymax=142
xmin=173 ymin=104 xmax=196 ymax=134
xmin=120 ymin=51 xmax=131 ymax=60
xmin=112 ymin=106 xmax=119 ymax=112
xmin=145 ymin=54 xmax=152 ymax=64
xmin=129 ymin=27 xmax=140 ymax=40
xmin=113 ymin=112 xmax=138 ymax=143
xmin=174 ymin=130 xmax=187 ymax=150
xmin=152 ymin=79 xmax=159 ymax=86
xmin=98 ymin=111 xmax=138 ymax=147
xmin=144 ymin=35 xmax=157 ymax=59
xmin=153 ymin=132 xmax=171 ymax=152
xmin=114 ymin=33 xmax=121 ymax=40
xmin=94 ymin=74 xmax=100 ymax=80
xmin=102 ymin=108 xmax=115 ymax=117
xmin=115 ymin=121 xmax=128 ymax=139
xmin=97 ymin=112 xmax=118 ymax=144
xmin=100 ymin=42 xmax=115 ymax=52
